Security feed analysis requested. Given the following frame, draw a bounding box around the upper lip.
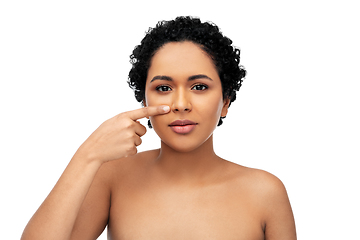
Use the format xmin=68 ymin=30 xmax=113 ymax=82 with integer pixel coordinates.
xmin=169 ymin=119 xmax=197 ymax=126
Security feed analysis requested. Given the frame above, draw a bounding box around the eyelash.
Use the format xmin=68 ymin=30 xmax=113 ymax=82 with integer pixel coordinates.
xmin=155 ymin=84 xmax=208 ymax=92
xmin=156 ymin=85 xmax=172 ymax=92
xmin=192 ymin=84 xmax=208 ymax=91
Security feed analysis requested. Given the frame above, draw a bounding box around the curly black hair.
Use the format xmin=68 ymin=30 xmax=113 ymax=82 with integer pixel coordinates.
xmin=128 ymin=16 xmax=246 ymax=126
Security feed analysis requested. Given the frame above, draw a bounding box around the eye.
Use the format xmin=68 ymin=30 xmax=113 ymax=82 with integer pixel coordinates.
xmin=192 ymin=84 xmax=208 ymax=91
xmin=156 ymin=85 xmax=172 ymax=92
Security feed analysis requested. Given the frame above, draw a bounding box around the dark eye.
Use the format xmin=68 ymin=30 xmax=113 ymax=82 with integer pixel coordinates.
xmin=156 ymin=85 xmax=172 ymax=92
xmin=192 ymin=84 xmax=208 ymax=91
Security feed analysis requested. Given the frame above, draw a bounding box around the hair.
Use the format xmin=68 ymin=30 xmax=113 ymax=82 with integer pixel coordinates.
xmin=128 ymin=16 xmax=246 ymax=126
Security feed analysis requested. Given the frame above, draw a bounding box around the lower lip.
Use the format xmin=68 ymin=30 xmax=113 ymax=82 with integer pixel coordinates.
xmin=170 ymin=124 xmax=197 ymax=134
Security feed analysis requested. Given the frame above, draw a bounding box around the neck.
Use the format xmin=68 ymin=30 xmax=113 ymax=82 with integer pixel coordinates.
xmin=155 ymin=135 xmax=223 ymax=183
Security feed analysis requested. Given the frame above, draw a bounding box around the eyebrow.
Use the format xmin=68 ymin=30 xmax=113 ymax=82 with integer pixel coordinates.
xmin=150 ymin=74 xmax=213 ymax=83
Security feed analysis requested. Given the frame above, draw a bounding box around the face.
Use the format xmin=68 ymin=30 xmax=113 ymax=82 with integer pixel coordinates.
xmin=145 ymin=41 xmax=230 ymax=152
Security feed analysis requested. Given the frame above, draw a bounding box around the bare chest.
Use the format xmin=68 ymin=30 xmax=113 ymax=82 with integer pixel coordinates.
xmin=107 ymin=182 xmax=264 ymax=240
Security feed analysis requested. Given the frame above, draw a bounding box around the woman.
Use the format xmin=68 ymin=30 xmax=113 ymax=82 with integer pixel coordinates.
xmin=22 ymin=16 xmax=296 ymax=240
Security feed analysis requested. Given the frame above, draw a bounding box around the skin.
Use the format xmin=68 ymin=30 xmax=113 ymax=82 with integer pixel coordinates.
xmin=21 ymin=41 xmax=296 ymax=240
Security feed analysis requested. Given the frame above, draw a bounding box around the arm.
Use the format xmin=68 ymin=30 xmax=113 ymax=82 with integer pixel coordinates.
xmin=21 ymin=156 xmax=103 ymax=240
xmin=21 ymin=105 xmax=170 ymax=240
xmin=70 ymin=161 xmax=112 ymax=239
xmin=262 ymin=174 xmax=297 ymax=240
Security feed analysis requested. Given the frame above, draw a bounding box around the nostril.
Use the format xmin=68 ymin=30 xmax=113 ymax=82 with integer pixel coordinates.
xmin=171 ymin=104 xmax=191 ymax=112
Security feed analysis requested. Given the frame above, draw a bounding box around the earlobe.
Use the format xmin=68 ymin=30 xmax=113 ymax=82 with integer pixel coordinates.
xmin=221 ymin=98 xmax=230 ymax=117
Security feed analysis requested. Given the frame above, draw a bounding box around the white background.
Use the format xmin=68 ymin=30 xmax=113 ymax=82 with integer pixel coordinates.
xmin=1 ymin=0 xmax=359 ymax=239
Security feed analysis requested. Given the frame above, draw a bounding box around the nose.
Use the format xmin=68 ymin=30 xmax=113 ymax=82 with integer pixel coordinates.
xmin=171 ymin=89 xmax=192 ymax=113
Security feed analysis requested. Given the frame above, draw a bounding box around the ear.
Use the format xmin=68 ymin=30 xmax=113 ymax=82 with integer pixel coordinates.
xmin=221 ymin=98 xmax=231 ymax=117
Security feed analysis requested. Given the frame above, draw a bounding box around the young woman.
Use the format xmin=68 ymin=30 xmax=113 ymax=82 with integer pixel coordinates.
xmin=22 ymin=16 xmax=296 ymax=240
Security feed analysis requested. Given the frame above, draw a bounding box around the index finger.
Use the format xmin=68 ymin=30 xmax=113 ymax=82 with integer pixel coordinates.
xmin=127 ymin=105 xmax=170 ymax=120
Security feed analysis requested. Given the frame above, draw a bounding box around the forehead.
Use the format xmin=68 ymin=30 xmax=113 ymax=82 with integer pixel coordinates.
xmin=147 ymin=41 xmax=219 ymax=81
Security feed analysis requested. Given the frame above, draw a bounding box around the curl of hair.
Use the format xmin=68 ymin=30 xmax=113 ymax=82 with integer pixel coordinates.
xmin=128 ymin=16 xmax=246 ymax=126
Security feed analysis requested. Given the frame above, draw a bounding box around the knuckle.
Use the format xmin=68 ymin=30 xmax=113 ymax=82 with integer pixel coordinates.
xmin=124 ymin=131 xmax=135 ymax=140
xmin=125 ymin=144 xmax=136 ymax=154
xmin=123 ymin=119 xmax=135 ymax=129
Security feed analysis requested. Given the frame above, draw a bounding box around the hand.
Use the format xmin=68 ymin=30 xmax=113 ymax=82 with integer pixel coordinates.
xmin=74 ymin=105 xmax=170 ymax=164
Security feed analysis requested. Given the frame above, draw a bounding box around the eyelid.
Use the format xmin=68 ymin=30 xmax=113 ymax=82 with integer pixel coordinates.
xmin=155 ymin=84 xmax=172 ymax=92
xmin=191 ymin=83 xmax=209 ymax=91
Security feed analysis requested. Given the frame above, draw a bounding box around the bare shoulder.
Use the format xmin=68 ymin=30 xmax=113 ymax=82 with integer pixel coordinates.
xmin=223 ymin=161 xmax=286 ymax=193
xmin=245 ymin=167 xmax=286 ymax=194
xmin=224 ymin=162 xmax=292 ymax=216
xmin=223 ymin=162 xmax=296 ymax=239
xmin=244 ymin=167 xmax=291 ymax=211
xmin=226 ymin=163 xmax=296 ymax=239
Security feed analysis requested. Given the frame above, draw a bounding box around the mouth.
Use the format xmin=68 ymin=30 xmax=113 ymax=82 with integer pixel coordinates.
xmin=169 ymin=119 xmax=197 ymax=134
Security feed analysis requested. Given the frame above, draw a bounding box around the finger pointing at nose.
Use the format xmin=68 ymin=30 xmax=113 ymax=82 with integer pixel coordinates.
xmin=127 ymin=105 xmax=170 ymax=121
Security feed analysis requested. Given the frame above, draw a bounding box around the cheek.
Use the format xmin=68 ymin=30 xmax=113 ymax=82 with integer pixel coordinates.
xmin=196 ymin=93 xmax=224 ymax=117
xmin=145 ymin=88 xmax=169 ymax=106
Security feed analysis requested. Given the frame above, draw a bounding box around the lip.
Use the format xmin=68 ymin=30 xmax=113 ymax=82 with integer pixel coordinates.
xmin=169 ymin=119 xmax=197 ymax=134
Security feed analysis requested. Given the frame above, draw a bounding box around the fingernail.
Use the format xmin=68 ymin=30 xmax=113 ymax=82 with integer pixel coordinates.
xmin=162 ymin=106 xmax=170 ymax=112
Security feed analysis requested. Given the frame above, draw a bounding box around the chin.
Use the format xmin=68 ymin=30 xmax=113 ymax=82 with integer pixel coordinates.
xmin=156 ymin=130 xmax=214 ymax=153
xmin=162 ymin=141 xmax=202 ymax=153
